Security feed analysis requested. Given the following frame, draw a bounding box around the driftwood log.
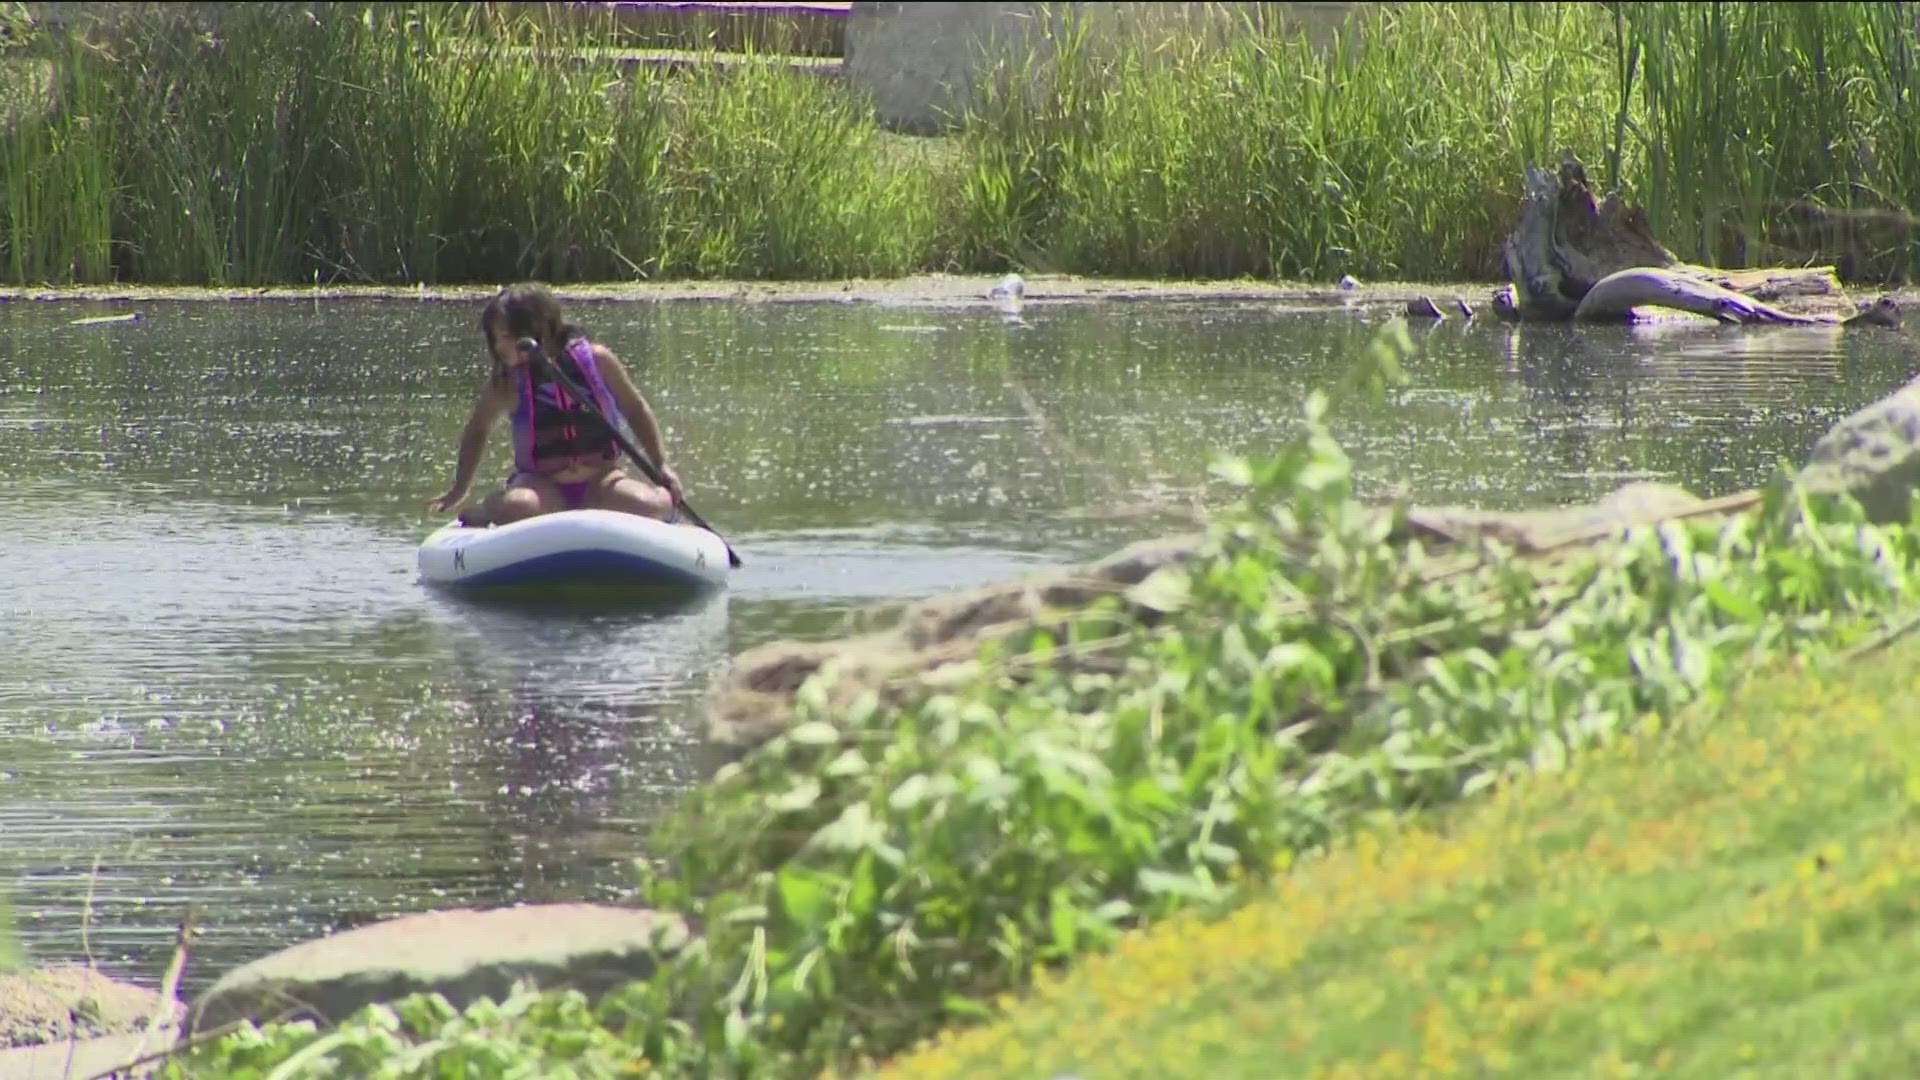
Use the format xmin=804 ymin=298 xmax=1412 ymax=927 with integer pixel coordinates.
xmin=1408 ymin=151 xmax=1901 ymax=329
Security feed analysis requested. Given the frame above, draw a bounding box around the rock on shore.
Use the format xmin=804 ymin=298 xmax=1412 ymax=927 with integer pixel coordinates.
xmin=1799 ymin=373 xmax=1920 ymax=524
xmin=185 ymin=903 xmax=689 ymax=1037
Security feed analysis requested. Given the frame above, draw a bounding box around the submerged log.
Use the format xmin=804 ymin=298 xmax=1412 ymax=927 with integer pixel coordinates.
xmin=1572 ymin=267 xmax=1902 ymax=328
xmin=1476 ymin=150 xmax=1900 ymax=328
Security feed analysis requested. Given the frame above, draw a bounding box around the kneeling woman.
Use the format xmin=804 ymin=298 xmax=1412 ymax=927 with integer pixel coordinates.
xmin=430 ymin=284 xmax=685 ymax=526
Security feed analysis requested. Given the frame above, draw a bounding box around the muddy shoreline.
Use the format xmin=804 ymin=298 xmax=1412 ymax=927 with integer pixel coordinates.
xmin=10 ymin=273 xmax=1915 ymax=323
xmin=0 ymin=273 xmax=1485 ymax=309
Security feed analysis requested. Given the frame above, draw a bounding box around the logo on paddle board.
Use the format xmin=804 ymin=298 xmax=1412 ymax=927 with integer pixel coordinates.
xmin=454 ymin=549 xmax=466 ymax=571
xmin=696 ymin=551 xmax=707 ymax=568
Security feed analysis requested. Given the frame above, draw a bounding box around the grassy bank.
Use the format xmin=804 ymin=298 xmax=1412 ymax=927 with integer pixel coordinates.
xmin=156 ymin=325 xmax=1920 ymax=1078
xmin=2 ymin=2 xmax=1917 ymax=288
xmin=873 ymin=637 xmax=1920 ymax=1079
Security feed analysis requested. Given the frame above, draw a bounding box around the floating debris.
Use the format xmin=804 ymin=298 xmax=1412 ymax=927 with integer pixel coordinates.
xmin=68 ymin=312 xmax=143 ymax=327
xmin=1406 ymin=296 xmax=1446 ymax=320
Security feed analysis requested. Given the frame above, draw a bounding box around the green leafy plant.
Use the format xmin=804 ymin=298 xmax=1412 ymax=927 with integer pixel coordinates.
xmin=171 ymin=985 xmax=647 ymax=1079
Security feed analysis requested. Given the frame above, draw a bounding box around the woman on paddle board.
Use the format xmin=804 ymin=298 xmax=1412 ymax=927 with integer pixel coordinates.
xmin=429 ymin=284 xmax=685 ymax=527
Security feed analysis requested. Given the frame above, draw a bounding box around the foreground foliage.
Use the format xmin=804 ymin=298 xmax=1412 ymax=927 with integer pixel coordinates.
xmin=876 ymin=632 xmax=1920 ymax=1078
xmin=4 ymin=2 xmax=1918 ymax=285
xmin=165 ymin=324 xmax=1920 ymax=1078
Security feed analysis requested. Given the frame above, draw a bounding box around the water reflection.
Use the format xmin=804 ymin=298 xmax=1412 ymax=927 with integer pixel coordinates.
xmin=427 ymin=595 xmax=738 ymax=902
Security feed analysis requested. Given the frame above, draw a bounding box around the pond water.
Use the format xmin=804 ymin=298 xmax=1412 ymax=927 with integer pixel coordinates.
xmin=1 ymin=294 xmax=1916 ymax=993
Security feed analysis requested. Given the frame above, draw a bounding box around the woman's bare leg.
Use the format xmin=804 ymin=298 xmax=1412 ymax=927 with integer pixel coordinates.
xmin=483 ymin=473 xmax=570 ymax=525
xmin=587 ymin=468 xmax=675 ymax=521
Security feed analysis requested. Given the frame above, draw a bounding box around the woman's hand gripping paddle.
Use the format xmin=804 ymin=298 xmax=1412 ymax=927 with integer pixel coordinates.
xmin=519 ymin=337 xmax=743 ymax=569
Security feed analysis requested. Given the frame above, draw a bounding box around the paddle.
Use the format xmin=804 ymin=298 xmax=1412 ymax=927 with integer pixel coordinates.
xmin=518 ymin=336 xmax=743 ymax=569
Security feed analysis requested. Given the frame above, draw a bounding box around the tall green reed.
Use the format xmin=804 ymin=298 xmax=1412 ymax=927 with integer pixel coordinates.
xmin=656 ymin=56 xmax=934 ymax=279
xmin=1610 ymin=2 xmax=1920 ymax=278
xmin=955 ymin=2 xmax=1621 ymax=281
xmin=2 ymin=2 xmax=932 ymax=286
xmin=955 ymin=1 xmax=1920 ymax=283
xmin=0 ymin=35 xmax=114 ymax=284
xmin=98 ymin=4 xmax=320 ymax=285
xmin=91 ymin=2 xmax=671 ymax=284
xmin=3 ymin=2 xmax=1915 ymax=286
xmin=300 ymin=2 xmax=648 ymax=283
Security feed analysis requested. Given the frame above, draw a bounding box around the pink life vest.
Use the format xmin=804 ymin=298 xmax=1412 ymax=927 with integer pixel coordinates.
xmin=509 ymin=336 xmax=623 ymax=474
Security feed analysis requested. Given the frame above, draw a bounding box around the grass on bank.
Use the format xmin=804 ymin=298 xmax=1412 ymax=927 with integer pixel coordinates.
xmin=872 ymin=637 xmax=1920 ymax=1079
xmin=3 ymin=2 xmax=1918 ymax=287
xmin=155 ymin=323 xmax=1920 ymax=1079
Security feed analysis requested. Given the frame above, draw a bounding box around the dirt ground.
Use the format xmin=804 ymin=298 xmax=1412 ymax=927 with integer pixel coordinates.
xmin=0 ymin=964 xmax=179 ymax=1050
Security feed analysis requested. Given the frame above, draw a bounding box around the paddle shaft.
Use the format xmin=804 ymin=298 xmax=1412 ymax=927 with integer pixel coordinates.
xmin=519 ymin=337 xmax=743 ymax=568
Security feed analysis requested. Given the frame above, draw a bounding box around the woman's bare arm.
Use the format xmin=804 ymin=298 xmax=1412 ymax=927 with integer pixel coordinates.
xmin=595 ymin=344 xmax=685 ymax=500
xmin=431 ymin=383 xmax=514 ymax=510
xmin=596 ymin=346 xmax=671 ymax=468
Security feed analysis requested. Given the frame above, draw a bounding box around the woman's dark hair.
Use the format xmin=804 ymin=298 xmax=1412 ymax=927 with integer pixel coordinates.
xmin=480 ymin=283 xmax=583 ymax=387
